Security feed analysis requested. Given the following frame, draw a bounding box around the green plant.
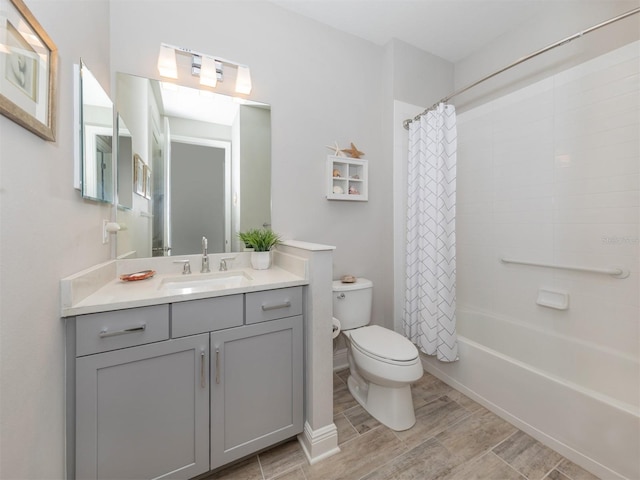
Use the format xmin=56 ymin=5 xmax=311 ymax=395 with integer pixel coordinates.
xmin=237 ymin=228 xmax=281 ymax=252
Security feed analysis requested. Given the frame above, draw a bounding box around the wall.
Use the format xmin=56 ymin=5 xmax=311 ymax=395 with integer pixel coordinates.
xmin=387 ymin=39 xmax=454 ymax=332
xmin=239 ymin=105 xmax=271 ymax=234
xmin=109 ymin=1 xmax=398 ymax=326
xmin=454 ymin=1 xmax=640 ymax=111
xmin=0 ymin=1 xmax=112 ymax=478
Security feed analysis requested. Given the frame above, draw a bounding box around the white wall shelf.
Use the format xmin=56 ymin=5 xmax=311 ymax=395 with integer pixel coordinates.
xmin=326 ymin=155 xmax=368 ymax=201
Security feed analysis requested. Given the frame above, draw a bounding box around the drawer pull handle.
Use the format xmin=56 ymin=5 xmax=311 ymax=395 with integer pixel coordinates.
xmin=200 ymin=351 xmax=206 ymax=388
xmin=215 ymin=348 xmax=220 ymax=384
xmin=261 ymin=301 xmax=291 ymax=311
xmin=99 ymin=324 xmax=147 ymax=338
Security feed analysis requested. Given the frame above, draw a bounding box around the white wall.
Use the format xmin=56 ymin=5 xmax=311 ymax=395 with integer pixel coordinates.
xmin=454 ymin=1 xmax=640 ymax=112
xmin=0 ymin=1 xmax=112 ymax=478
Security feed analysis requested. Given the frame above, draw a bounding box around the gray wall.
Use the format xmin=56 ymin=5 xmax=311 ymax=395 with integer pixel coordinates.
xmin=0 ymin=1 xmax=112 ymax=478
xmin=109 ymin=1 xmax=404 ymax=328
xmin=8 ymin=0 xmax=595 ymax=476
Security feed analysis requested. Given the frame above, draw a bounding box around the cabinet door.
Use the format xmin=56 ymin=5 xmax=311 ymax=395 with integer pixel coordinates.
xmin=76 ymin=334 xmax=209 ymax=480
xmin=210 ymin=316 xmax=303 ymax=469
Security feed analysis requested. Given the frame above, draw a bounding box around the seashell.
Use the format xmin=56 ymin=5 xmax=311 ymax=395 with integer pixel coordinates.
xmin=333 ymin=185 xmax=344 ymax=194
xmin=332 ymin=169 xmax=341 ymax=177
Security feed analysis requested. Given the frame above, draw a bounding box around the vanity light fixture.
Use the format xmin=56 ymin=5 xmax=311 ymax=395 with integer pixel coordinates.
xmin=157 ymin=43 xmax=251 ymax=94
xmin=200 ymin=56 xmax=219 ymax=88
xmin=157 ymin=44 xmax=178 ymax=79
xmin=235 ymin=65 xmax=252 ymax=94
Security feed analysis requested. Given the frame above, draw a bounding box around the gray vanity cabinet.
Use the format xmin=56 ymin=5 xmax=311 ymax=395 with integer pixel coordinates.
xmin=210 ymin=315 xmax=303 ymax=469
xmin=75 ymin=332 xmax=210 ymax=480
xmin=72 ymin=286 xmax=304 ymax=479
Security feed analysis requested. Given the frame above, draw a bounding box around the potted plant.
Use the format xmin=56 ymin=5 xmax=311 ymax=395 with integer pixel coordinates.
xmin=237 ymin=228 xmax=281 ymax=270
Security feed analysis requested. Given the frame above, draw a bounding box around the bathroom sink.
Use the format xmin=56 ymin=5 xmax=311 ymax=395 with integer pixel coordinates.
xmin=159 ymin=271 xmax=252 ymax=294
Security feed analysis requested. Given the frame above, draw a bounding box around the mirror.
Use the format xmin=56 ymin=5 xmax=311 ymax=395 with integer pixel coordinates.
xmin=77 ymin=60 xmax=114 ymax=203
xmin=115 ymin=73 xmax=271 ymax=259
xmin=116 ymin=115 xmax=133 ymax=210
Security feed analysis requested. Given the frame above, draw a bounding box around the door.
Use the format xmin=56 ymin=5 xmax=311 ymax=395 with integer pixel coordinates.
xmin=76 ymin=334 xmax=209 ymax=480
xmin=210 ymin=316 xmax=303 ymax=469
xmin=170 ymin=141 xmax=226 ymax=255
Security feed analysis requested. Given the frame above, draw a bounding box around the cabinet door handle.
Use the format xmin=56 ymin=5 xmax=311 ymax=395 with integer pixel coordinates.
xmin=200 ymin=351 xmax=206 ymax=388
xmin=261 ymin=301 xmax=291 ymax=311
xmin=215 ymin=348 xmax=220 ymax=384
xmin=98 ymin=324 xmax=146 ymax=338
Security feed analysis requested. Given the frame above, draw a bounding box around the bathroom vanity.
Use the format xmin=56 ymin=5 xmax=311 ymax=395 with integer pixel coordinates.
xmin=62 ymin=252 xmax=307 ymax=480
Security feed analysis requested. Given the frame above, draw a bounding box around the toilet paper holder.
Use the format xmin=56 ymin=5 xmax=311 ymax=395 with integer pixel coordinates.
xmin=332 ymin=317 xmax=341 ymax=339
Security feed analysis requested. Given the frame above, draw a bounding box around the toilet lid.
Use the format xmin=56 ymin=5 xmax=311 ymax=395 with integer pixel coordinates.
xmin=349 ymin=325 xmax=418 ymax=363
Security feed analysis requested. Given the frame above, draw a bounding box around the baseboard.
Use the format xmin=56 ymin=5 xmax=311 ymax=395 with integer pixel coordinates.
xmin=297 ymin=421 xmax=340 ymax=465
xmin=333 ymin=348 xmax=348 ymax=371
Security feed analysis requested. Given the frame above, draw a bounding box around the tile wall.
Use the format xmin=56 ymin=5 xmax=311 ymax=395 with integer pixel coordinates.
xmin=455 ymin=40 xmax=639 ymax=406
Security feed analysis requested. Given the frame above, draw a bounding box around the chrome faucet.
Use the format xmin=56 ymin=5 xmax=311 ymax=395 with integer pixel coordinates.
xmin=173 ymin=259 xmax=191 ymax=275
xmin=201 ymin=236 xmax=210 ymax=273
xmin=219 ymin=256 xmax=236 ymax=271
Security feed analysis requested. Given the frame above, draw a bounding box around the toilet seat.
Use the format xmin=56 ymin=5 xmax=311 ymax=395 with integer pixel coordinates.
xmin=349 ymin=325 xmax=419 ymax=366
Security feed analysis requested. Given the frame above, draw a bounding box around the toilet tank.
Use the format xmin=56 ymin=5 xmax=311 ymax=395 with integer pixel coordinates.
xmin=332 ymin=278 xmax=373 ymax=330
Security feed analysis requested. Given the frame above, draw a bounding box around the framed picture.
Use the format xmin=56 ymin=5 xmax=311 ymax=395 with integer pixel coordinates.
xmin=133 ymin=154 xmax=144 ymax=197
xmin=0 ymin=0 xmax=57 ymax=141
xmin=143 ymin=164 xmax=152 ymax=199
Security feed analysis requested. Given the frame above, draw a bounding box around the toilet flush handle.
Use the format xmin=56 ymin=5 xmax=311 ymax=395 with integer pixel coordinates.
xmin=337 ymin=293 xmax=345 ymax=299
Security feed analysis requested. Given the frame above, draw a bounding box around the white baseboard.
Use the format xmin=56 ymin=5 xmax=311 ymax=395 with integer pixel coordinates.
xmin=297 ymin=421 xmax=340 ymax=465
xmin=333 ymin=348 xmax=348 ymax=371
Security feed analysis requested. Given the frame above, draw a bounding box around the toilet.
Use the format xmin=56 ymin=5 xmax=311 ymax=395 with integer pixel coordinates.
xmin=333 ymin=278 xmax=423 ymax=431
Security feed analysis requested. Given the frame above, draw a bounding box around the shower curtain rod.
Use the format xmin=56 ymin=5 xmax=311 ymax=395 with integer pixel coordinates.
xmin=402 ymin=7 xmax=640 ymax=130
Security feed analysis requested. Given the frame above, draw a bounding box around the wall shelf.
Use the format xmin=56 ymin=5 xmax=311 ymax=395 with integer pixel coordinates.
xmin=326 ymin=155 xmax=368 ymax=201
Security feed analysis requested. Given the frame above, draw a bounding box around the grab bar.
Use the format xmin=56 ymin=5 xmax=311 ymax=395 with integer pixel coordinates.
xmin=500 ymin=258 xmax=629 ymax=279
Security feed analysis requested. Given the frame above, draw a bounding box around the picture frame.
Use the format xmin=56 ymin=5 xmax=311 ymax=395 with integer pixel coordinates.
xmin=143 ymin=164 xmax=152 ymax=199
xmin=133 ymin=154 xmax=144 ymax=197
xmin=0 ymin=0 xmax=58 ymax=141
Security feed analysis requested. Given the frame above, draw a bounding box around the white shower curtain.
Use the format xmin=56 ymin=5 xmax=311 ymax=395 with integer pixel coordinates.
xmin=404 ymin=103 xmax=458 ymax=362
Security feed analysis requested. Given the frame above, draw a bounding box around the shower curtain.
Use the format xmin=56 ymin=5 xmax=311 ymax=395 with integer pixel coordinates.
xmin=404 ymin=103 xmax=458 ymax=362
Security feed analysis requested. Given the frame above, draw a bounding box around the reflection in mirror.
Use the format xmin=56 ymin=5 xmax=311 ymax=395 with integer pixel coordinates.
xmin=116 ymin=115 xmax=133 ymax=210
xmin=79 ymin=60 xmax=114 ymax=203
xmin=115 ymin=73 xmax=271 ymax=259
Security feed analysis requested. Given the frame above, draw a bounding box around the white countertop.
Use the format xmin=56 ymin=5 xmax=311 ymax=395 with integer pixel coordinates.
xmin=61 ymin=250 xmax=308 ymax=317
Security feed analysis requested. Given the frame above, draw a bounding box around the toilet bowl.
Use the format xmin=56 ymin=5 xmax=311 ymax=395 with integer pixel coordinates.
xmin=333 ymin=279 xmax=423 ymax=431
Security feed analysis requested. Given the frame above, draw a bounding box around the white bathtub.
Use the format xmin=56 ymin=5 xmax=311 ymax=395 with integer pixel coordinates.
xmin=421 ymin=307 xmax=640 ymax=480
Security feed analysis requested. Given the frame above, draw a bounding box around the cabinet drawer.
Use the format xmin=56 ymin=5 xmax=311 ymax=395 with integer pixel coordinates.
xmin=245 ymin=287 xmax=302 ymax=324
xmin=76 ymin=305 xmax=169 ymax=357
xmin=172 ymin=295 xmax=243 ymax=338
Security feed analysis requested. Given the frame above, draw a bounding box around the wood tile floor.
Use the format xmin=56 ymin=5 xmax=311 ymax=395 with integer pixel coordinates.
xmin=205 ymin=369 xmax=601 ymax=480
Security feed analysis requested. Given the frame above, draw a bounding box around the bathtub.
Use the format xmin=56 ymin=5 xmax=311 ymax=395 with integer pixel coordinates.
xmin=421 ymin=307 xmax=640 ymax=480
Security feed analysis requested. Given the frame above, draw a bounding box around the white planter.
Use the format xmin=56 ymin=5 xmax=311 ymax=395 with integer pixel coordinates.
xmin=250 ymin=251 xmax=271 ymax=270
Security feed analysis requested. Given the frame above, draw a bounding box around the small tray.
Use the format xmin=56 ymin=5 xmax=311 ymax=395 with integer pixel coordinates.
xmin=120 ymin=270 xmax=156 ymax=282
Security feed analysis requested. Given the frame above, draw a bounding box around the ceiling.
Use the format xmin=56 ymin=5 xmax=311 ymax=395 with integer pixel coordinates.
xmin=270 ymin=1 xmax=590 ymax=63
